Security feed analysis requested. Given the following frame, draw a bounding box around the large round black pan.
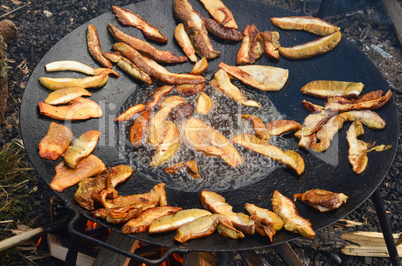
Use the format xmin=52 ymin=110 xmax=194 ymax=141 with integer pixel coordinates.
xmin=20 ymin=0 xmax=398 ymax=253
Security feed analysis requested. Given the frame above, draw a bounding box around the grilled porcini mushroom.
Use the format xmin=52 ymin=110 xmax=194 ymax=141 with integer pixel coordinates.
xmin=63 ymin=130 xmax=101 ymax=169
xmin=293 ymin=189 xmax=348 ymax=212
xmin=38 ymin=122 xmax=73 ymax=160
xmin=271 ymin=16 xmax=340 ymax=36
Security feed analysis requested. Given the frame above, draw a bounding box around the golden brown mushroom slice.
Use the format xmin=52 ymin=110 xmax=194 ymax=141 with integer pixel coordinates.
xmin=45 ymin=60 xmax=119 ymax=77
xmin=164 ymin=161 xmax=201 ymax=179
xmin=236 ymin=24 xmax=263 ymax=65
xmin=74 ymin=164 xmax=134 ymax=210
xmin=293 ymin=189 xmax=348 ymax=212
xmin=190 ymin=57 xmax=208 ymax=75
xmin=210 ymin=69 xmax=260 ymax=108
xmin=346 ymin=121 xmax=391 ymax=174
xmin=50 ymin=155 xmax=106 ymax=192
xmin=62 ymin=130 xmax=101 ymax=169
xmin=39 ymin=97 xmax=103 ymax=121
xmin=112 ymin=6 xmax=168 ymax=42
xmin=301 ymin=80 xmax=364 ymax=99
xmin=129 ymin=109 xmax=151 ymax=146
xmin=116 ymin=56 xmax=153 ymax=85
xmin=113 ymin=42 xmax=205 ymax=85
xmin=279 ymin=31 xmax=342 ymax=59
xmin=122 ymin=206 xmax=183 ymax=234
xmin=147 ymin=85 xmax=174 ymax=109
xmin=245 ymin=203 xmax=284 ymax=241
xmin=39 ymin=74 xmax=109 ymax=91
xmin=301 ymin=100 xmax=325 ymax=113
xmin=257 ymin=31 xmax=280 ymax=60
xmin=219 ymin=63 xmax=289 ymax=91
xmin=102 ymin=51 xmax=123 ymax=63
xmin=174 ymin=214 xmax=242 ymax=243
xmin=149 ymin=209 xmax=211 ymax=234
xmin=92 ymin=206 xmax=141 ymax=224
xmin=87 ymin=24 xmax=113 ymax=68
xmin=150 ymin=121 xmax=180 ymax=167
xmin=196 ymin=92 xmax=213 ymax=114
xmin=174 ymin=0 xmax=220 ymax=59
xmin=231 ymin=133 xmax=305 ymax=175
xmin=100 ymin=183 xmax=167 ymax=209
xmin=199 ymin=0 xmax=238 ymax=29
xmin=38 ymin=122 xmax=73 ymax=160
xmin=325 ymin=90 xmax=392 ymax=112
xmin=45 ymin=87 xmax=92 ymax=105
xmin=174 ymin=23 xmax=197 ymax=62
xmin=115 ymin=103 xmax=146 ymax=122
xmin=340 ymin=110 xmax=386 ymax=129
xmin=265 ymin=119 xmax=302 ymax=136
xmin=242 ymin=114 xmax=270 ymax=140
xmin=175 ymin=83 xmax=205 ymax=96
xmin=200 ymin=190 xmax=255 ymax=235
xmin=108 ymin=23 xmax=186 ymax=64
xmin=148 ymin=96 xmax=186 ymax=146
xmin=204 ymin=18 xmax=243 ymax=42
xmin=272 ymin=190 xmax=315 ymax=239
xmin=184 ymin=118 xmax=243 ymax=167
xmin=271 ymin=16 xmax=340 ymax=36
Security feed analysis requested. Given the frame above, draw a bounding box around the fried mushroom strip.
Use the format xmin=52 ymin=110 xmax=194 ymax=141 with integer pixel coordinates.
xmin=245 ymin=203 xmax=284 ymax=241
xmin=164 ymin=161 xmax=201 ymax=179
xmin=204 ymin=18 xmax=243 ymax=41
xmin=272 ymin=190 xmax=315 ymax=239
xmin=199 ymin=0 xmax=238 ymax=29
xmin=150 ymin=121 xmax=180 ymax=167
xmin=301 ymin=80 xmax=364 ymax=99
xmin=87 ymin=24 xmax=113 ymax=68
xmin=325 ymin=90 xmax=392 ymax=112
xmin=45 ymin=87 xmax=92 ymax=106
xmin=45 ymin=60 xmax=119 ymax=77
xmin=271 ymin=16 xmax=340 ymax=36
xmin=63 ymin=130 xmax=101 ymax=169
xmin=175 ymin=23 xmax=197 ymax=62
xmin=241 ymin=114 xmax=271 ymax=140
xmin=174 ymin=0 xmax=220 ymax=59
xmin=149 ymin=209 xmax=211 ymax=233
xmin=38 ymin=122 xmax=73 ymax=160
xmin=112 ymin=6 xmax=168 ymax=42
xmin=236 ymin=24 xmax=263 ymax=65
xmin=200 ymin=190 xmax=255 ymax=235
xmin=39 ymin=74 xmax=109 ymax=91
xmin=116 ymin=56 xmax=153 ymax=84
xmin=265 ymin=120 xmax=302 ymax=136
xmin=92 ymin=206 xmax=141 ymax=224
xmin=293 ymin=189 xmax=348 ymax=212
xmin=130 ymin=109 xmax=151 ymax=146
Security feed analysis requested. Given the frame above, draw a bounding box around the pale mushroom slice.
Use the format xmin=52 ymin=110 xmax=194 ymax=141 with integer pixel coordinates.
xmin=63 ymin=130 xmax=101 ymax=169
xmin=174 ymin=23 xmax=197 ymax=62
xmin=200 ymin=190 xmax=255 ymax=235
xmin=265 ymin=120 xmax=302 ymax=136
xmin=219 ymin=63 xmax=289 ymax=91
xmin=196 ymin=92 xmax=213 ymax=114
xmin=113 ymin=42 xmax=205 ymax=85
xmin=210 ymin=69 xmax=261 ymax=108
xmin=231 ymin=133 xmax=305 ymax=175
xmin=293 ymin=189 xmax=348 ymax=212
xmin=272 ymin=190 xmax=315 ymax=239
xmin=45 ymin=87 xmax=92 ymax=105
xmin=271 ymin=16 xmax=340 ymax=36
xmin=39 ymin=97 xmax=103 ymax=121
xmin=150 ymin=121 xmax=180 ymax=167
xmin=199 ymin=0 xmax=238 ymax=29
xmin=301 ymin=80 xmax=364 ymax=99
xmin=149 ymin=209 xmax=211 ymax=234
xmin=346 ymin=121 xmax=391 ymax=174
xmin=148 ymin=96 xmax=186 ymax=146
xmin=184 ymin=118 xmax=243 ymax=167
xmin=112 ymin=6 xmax=168 ymax=42
xmin=38 ymin=122 xmax=73 ymax=161
xmin=45 ymin=60 xmax=119 ymax=77
xmin=278 ymin=31 xmax=342 ymax=59
xmin=39 ymin=74 xmax=109 ymax=91
xmin=241 ymin=114 xmax=270 ymax=140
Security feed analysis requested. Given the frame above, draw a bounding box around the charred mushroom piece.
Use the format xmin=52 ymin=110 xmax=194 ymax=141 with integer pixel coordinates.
xmin=196 ymin=92 xmax=213 ymax=114
xmin=130 ymin=109 xmax=151 ymax=146
xmin=122 ymin=206 xmax=182 ymax=234
xmin=210 ymin=69 xmax=260 ymax=108
xmin=50 ymin=155 xmax=106 ymax=192
xmin=293 ymin=189 xmax=348 ymax=212
xmin=45 ymin=87 xmax=92 ymax=105
xmin=39 ymin=74 xmax=109 ymax=91
xmin=174 ymin=0 xmax=220 ymax=59
xmin=174 ymin=23 xmax=197 ymax=62
xmin=108 ymin=23 xmax=186 ymax=63
xmin=87 ymin=24 xmax=113 ymax=68
xmin=257 ymin=31 xmax=280 ymax=60
xmin=199 ymin=0 xmax=238 ymax=29
xmin=236 ymin=24 xmax=263 ymax=65
xmin=271 ymin=16 xmax=340 ymax=36
xmin=278 ymin=31 xmax=342 ymax=59
xmin=112 ymin=6 xmax=168 ymax=42
xmin=272 ymin=190 xmax=315 ymax=239
xmin=170 ymin=103 xmax=194 ymax=121
xmin=149 ymin=209 xmax=211 ymax=233
xmin=204 ymin=18 xmax=243 ymax=41
xmin=39 ymin=97 xmax=103 ymax=121
xmin=45 ymin=60 xmax=119 ymax=77
xmin=184 ymin=118 xmax=243 ymax=167
xmin=301 ymin=80 xmax=364 ymax=99
xmin=38 ymin=122 xmax=73 ymax=160
xmin=63 ymin=130 xmax=101 ymax=169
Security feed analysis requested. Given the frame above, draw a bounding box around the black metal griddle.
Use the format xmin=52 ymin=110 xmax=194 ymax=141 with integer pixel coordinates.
xmin=20 ymin=0 xmax=399 ymax=263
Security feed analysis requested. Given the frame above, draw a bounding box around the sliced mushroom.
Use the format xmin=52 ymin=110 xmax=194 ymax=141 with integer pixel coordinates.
xmin=39 ymin=74 xmax=109 ymax=91
xmin=174 ymin=23 xmax=197 ymax=62
xmin=271 ymin=16 xmax=340 ymax=36
xmin=45 ymin=60 xmax=118 ymax=77
xmin=301 ymin=80 xmax=364 ymax=99
xmin=196 ymin=92 xmax=213 ymax=114
xmin=265 ymin=119 xmax=302 ymax=136
xmin=199 ymin=0 xmax=238 ymax=29
xmin=293 ymin=189 xmax=348 ymax=212
xmin=204 ymin=18 xmax=243 ymax=41
xmin=241 ymin=114 xmax=270 ymax=140
xmin=129 ymin=109 xmax=151 ymax=146
xmin=63 ymin=130 xmax=101 ymax=169
xmin=38 ymin=122 xmax=73 ymax=160
xmin=150 ymin=121 xmax=180 ymax=167
xmin=115 ymin=103 xmax=146 ymax=122
xmin=87 ymin=24 xmax=113 ymax=68
xmin=45 ymin=87 xmax=92 ymax=105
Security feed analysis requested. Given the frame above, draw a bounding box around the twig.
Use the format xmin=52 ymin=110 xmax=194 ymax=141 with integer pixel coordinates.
xmin=0 ymin=2 xmax=31 ymax=19
xmin=0 ymin=220 xmax=14 ymax=224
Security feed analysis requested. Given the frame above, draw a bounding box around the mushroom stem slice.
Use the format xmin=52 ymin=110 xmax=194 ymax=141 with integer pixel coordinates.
xmin=174 ymin=23 xmax=197 ymax=62
xmin=271 ymin=16 xmax=340 ymax=36
xmin=87 ymin=24 xmax=113 ymax=68
xmin=45 ymin=60 xmax=119 ymax=77
xmin=39 ymin=74 xmax=109 ymax=91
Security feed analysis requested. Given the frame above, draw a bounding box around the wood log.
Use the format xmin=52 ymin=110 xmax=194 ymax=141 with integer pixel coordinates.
xmin=0 ymin=19 xmax=18 ymax=125
xmin=381 ymin=0 xmax=402 ymax=45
